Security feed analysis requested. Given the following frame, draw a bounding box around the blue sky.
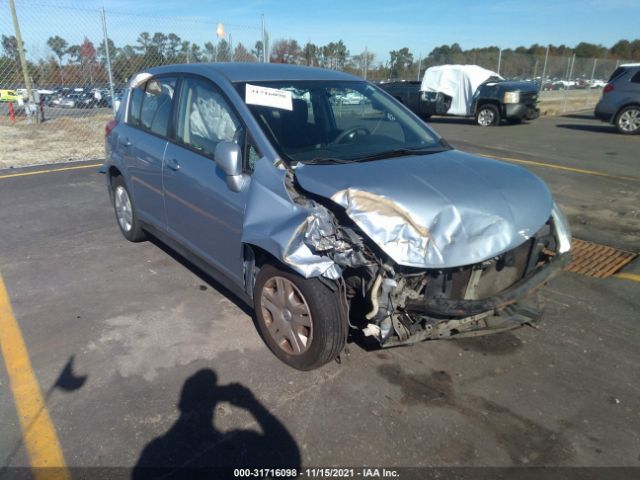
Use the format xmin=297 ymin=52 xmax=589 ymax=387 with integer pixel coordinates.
xmin=5 ymin=0 xmax=640 ymax=61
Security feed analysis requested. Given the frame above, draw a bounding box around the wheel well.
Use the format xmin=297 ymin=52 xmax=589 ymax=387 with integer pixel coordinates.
xmin=476 ymin=100 xmax=501 ymax=113
xmin=244 ymin=244 xmax=278 ymax=269
xmin=243 ymin=243 xmax=283 ymax=298
xmin=108 ymin=166 xmax=122 ymax=186
xmin=616 ymin=103 xmax=640 ymax=118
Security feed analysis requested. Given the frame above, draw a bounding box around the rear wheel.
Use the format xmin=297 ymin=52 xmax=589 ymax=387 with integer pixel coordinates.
xmin=476 ymin=104 xmax=500 ymax=126
xmin=615 ymin=106 xmax=640 ymax=135
xmin=111 ymin=176 xmax=146 ymax=242
xmin=254 ymin=264 xmax=346 ymax=370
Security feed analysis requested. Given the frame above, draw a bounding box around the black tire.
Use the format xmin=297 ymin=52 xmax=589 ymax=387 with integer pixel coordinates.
xmin=476 ymin=104 xmax=500 ymax=126
xmin=614 ymin=106 xmax=640 ymax=135
xmin=111 ymin=175 xmax=146 ymax=242
xmin=254 ymin=263 xmax=347 ymax=370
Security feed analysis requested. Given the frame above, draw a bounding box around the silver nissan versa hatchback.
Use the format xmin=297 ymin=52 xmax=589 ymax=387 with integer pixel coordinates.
xmin=102 ymin=64 xmax=571 ymax=370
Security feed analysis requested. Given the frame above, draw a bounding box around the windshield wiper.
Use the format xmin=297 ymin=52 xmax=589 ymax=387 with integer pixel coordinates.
xmin=298 ymin=157 xmax=353 ymax=165
xmin=351 ymin=147 xmax=445 ymax=162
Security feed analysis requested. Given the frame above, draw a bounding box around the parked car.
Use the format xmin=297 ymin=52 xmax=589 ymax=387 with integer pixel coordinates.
xmin=0 ymin=89 xmax=21 ymax=103
xmin=337 ymin=91 xmax=367 ymax=105
xmin=102 ymin=64 xmax=571 ymax=370
xmin=588 ymin=79 xmax=607 ymax=89
xmin=59 ymin=92 xmax=98 ymax=109
xmin=106 ymin=93 xmax=122 ymax=111
xmin=380 ymin=65 xmax=540 ymax=126
xmin=594 ymin=63 xmax=640 ymax=135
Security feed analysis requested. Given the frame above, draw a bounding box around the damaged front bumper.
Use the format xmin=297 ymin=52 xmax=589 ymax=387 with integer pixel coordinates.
xmin=404 ymin=254 xmax=569 ymax=318
xmin=384 ymin=293 xmax=546 ymax=347
xmin=369 ymin=253 xmax=569 ymax=347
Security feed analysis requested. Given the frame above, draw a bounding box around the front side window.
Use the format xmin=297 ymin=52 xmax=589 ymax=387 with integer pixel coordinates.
xmin=176 ymin=77 xmax=241 ymax=158
xmin=236 ymin=80 xmax=447 ymax=165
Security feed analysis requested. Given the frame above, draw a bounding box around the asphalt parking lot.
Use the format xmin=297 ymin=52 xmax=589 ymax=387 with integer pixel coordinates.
xmin=0 ymin=112 xmax=639 ymax=478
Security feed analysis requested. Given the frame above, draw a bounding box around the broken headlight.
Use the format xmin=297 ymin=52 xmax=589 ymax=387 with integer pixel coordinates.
xmin=551 ymin=202 xmax=572 ymax=254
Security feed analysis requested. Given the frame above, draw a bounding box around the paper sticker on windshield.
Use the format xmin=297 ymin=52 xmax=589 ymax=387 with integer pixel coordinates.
xmin=245 ymin=84 xmax=293 ymax=111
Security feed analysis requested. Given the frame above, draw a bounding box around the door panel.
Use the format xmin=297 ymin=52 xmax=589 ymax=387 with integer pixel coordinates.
xmin=163 ymin=143 xmax=248 ymax=282
xmin=122 ymin=76 xmax=177 ymax=227
xmin=127 ymin=132 xmax=167 ymax=225
xmin=163 ymin=76 xmax=248 ymax=282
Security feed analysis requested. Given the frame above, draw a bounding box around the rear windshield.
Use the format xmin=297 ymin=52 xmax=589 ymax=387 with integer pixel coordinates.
xmin=608 ymin=67 xmax=628 ymax=82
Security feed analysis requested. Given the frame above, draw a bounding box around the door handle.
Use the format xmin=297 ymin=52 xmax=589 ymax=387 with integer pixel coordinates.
xmin=121 ymin=137 xmax=132 ymax=147
xmin=166 ymin=158 xmax=180 ymax=171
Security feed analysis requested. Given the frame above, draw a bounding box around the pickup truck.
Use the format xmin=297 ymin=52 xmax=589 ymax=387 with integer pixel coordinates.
xmin=380 ymin=65 xmax=540 ymax=126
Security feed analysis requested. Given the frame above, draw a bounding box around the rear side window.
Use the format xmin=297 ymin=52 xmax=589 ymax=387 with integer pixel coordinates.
xmin=631 ymin=71 xmax=640 ymax=84
xmin=128 ymin=87 xmax=144 ymax=126
xmin=175 ymin=77 xmax=241 ymax=158
xmin=140 ymin=77 xmax=177 ymax=137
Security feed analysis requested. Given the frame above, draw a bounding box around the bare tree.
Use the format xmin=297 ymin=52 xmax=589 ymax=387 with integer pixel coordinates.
xmin=233 ymin=43 xmax=256 ymax=63
xmin=270 ymin=39 xmax=301 ymax=64
xmin=47 ymin=35 xmax=68 ymax=83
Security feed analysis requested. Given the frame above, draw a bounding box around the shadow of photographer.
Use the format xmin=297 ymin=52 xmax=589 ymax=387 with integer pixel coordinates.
xmin=132 ymin=369 xmax=300 ymax=479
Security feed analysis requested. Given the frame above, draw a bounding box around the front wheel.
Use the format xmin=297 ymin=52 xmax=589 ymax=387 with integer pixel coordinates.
xmin=254 ymin=264 xmax=347 ymax=370
xmin=615 ymin=106 xmax=640 ymax=135
xmin=476 ymin=104 xmax=500 ymax=126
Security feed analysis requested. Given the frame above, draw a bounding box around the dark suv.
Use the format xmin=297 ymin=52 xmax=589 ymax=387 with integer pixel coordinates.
xmin=595 ymin=63 xmax=640 ymax=135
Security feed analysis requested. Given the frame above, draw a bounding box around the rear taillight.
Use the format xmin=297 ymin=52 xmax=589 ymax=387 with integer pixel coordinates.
xmin=105 ymin=119 xmax=118 ymax=136
xmin=603 ymin=83 xmax=614 ymax=94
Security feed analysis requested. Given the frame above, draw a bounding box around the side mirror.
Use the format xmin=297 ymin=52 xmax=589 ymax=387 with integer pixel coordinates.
xmin=214 ymin=141 xmax=248 ymax=192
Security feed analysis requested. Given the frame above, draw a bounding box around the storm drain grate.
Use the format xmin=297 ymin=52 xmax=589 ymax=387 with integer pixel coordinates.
xmin=564 ymin=239 xmax=637 ymax=278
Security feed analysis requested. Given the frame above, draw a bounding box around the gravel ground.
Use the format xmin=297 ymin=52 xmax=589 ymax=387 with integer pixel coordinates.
xmin=0 ymin=114 xmax=110 ymax=169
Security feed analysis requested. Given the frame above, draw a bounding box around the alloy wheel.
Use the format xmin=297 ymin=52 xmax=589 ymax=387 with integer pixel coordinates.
xmin=618 ymin=108 xmax=640 ymax=133
xmin=478 ymin=108 xmax=495 ymax=126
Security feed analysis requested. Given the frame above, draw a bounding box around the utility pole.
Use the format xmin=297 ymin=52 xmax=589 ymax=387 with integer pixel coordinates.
xmin=101 ymin=7 xmax=116 ymax=115
xmin=363 ymin=46 xmax=368 ymax=80
xmin=261 ymin=14 xmax=266 ymax=63
xmin=540 ymin=45 xmax=549 ymax=90
xmin=497 ymin=49 xmax=502 ymax=75
xmin=417 ymin=54 xmax=422 ymax=81
xmin=9 ymin=0 xmax=39 ymax=123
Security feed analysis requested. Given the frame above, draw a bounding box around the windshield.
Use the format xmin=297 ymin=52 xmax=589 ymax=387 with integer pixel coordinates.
xmin=235 ymin=80 xmax=449 ymax=165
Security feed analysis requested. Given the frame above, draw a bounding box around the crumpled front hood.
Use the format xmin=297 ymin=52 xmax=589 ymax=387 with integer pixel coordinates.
xmin=294 ymin=150 xmax=553 ymax=268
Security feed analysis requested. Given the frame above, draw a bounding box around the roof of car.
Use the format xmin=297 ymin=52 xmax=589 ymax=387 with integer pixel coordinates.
xmin=145 ymin=63 xmax=360 ymax=83
xmin=620 ymin=63 xmax=640 ymax=68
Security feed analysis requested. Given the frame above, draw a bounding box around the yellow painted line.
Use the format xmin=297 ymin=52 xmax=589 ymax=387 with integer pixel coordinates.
xmin=0 ymin=275 xmax=70 ymax=480
xmin=479 ymin=154 xmax=638 ymax=182
xmin=0 ymin=163 xmax=101 ymax=180
xmin=613 ymin=272 xmax=640 ymax=283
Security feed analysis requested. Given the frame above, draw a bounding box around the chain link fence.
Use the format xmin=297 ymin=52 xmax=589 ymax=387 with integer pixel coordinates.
xmin=0 ymin=1 xmax=266 ymax=168
xmin=0 ymin=0 xmax=633 ymax=168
